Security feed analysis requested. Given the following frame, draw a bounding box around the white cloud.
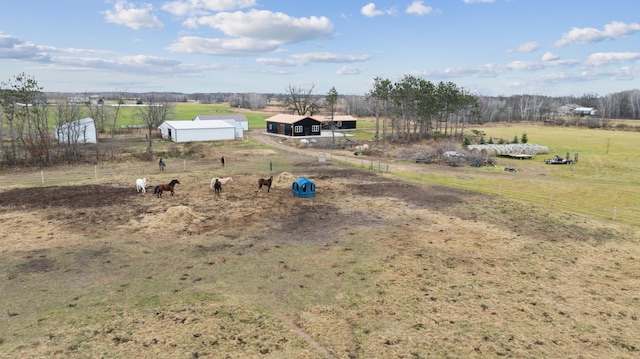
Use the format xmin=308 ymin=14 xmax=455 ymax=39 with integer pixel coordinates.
xmin=512 ymin=41 xmax=539 ymax=53
xmin=0 ymin=34 xmax=49 ymax=61
xmin=256 ymin=57 xmax=299 ymax=67
xmin=361 ymin=3 xmax=395 ymax=17
xmin=337 ymin=66 xmax=366 ymax=75
xmin=162 ymin=0 xmax=257 ymax=16
xmin=361 ymin=3 xmax=383 ymax=17
xmin=541 ymin=52 xmax=559 ymax=61
xmin=191 ymin=10 xmax=332 ymax=42
xmin=506 ymin=61 xmax=545 ymax=71
xmin=168 ymin=10 xmax=333 ymax=56
xmin=463 ymin=0 xmax=495 ymax=4
xmin=555 ymin=21 xmax=640 ymax=47
xmin=28 ymin=51 xmax=209 ymax=75
xmin=103 ymin=0 xmax=163 ymax=30
xmin=406 ymin=1 xmax=433 ymax=16
xmin=291 ymin=52 xmax=372 ymax=64
xmin=0 ymin=33 xmax=111 ymax=62
xmin=167 ymin=36 xmax=281 ymax=56
xmin=256 ymin=52 xmax=372 ymax=67
xmin=586 ymin=52 xmax=640 ymax=66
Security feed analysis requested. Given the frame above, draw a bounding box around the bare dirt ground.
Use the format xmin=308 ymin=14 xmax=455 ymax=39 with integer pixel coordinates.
xmin=1 ymin=135 xmax=639 ymax=358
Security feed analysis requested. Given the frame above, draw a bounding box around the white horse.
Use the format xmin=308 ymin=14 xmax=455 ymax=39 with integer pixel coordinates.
xmin=210 ymin=176 xmax=233 ymax=189
xmin=136 ymin=178 xmax=147 ymax=193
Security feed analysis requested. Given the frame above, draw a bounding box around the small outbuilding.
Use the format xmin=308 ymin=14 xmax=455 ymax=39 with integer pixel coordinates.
xmin=55 ymin=117 xmax=97 ymax=144
xmin=265 ymin=114 xmax=322 ymax=137
xmin=318 ymin=115 xmax=358 ymax=130
xmin=157 ymin=120 xmax=236 ymax=142
xmin=292 ymin=177 xmax=316 ymax=198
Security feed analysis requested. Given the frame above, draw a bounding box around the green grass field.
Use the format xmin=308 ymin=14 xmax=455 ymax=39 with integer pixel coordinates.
xmin=447 ymin=124 xmax=640 ymax=226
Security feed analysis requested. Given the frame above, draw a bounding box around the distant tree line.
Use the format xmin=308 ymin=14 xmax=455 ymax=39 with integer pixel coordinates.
xmin=3 ymin=71 xmax=640 ymax=167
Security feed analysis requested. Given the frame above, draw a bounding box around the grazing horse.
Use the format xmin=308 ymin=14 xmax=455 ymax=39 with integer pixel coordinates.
xmin=258 ymin=176 xmax=273 ymax=193
xmin=213 ymin=179 xmax=222 ymax=195
xmin=135 ymin=178 xmax=147 ymax=193
xmin=220 ymin=156 xmax=225 ymax=167
xmin=210 ymin=176 xmax=233 ymax=189
xmin=154 ymin=179 xmax=180 ymax=198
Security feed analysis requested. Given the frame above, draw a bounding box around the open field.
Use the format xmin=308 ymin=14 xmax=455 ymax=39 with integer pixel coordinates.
xmin=1 ymin=129 xmax=639 ymax=358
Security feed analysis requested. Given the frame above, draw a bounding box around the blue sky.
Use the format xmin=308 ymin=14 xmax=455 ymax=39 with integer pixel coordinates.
xmin=1 ymin=0 xmax=638 ymax=97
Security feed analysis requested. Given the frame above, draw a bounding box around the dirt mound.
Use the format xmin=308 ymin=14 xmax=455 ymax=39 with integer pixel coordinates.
xmin=162 ymin=205 xmax=203 ymax=224
xmin=273 ymin=172 xmax=297 ymax=187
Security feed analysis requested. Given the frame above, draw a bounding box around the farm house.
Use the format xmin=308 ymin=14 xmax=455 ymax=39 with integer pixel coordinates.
xmin=157 ymin=120 xmax=236 ymax=143
xmin=54 ymin=117 xmax=98 ymax=144
xmin=265 ymin=114 xmax=322 ymax=137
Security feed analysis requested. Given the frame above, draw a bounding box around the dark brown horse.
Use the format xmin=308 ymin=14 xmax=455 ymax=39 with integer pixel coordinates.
xmin=258 ymin=176 xmax=273 ymax=193
xmin=213 ymin=178 xmax=222 ymax=195
xmin=154 ymin=179 xmax=180 ymax=197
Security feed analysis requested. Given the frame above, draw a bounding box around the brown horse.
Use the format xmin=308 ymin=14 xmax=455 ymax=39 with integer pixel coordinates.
xmin=154 ymin=179 xmax=180 ymax=198
xmin=258 ymin=176 xmax=273 ymax=193
xmin=213 ymin=178 xmax=222 ymax=195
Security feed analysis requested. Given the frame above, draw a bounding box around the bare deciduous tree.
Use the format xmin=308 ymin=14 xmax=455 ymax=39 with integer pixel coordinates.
xmin=283 ymin=84 xmax=319 ymax=116
xmin=136 ymin=95 xmax=175 ymax=160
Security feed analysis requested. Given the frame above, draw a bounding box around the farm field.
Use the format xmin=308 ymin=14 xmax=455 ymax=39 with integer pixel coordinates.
xmin=383 ymin=123 xmax=640 ymax=227
xmin=1 ymin=128 xmax=639 ymax=358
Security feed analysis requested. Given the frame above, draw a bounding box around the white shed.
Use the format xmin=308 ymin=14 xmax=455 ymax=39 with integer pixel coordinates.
xmin=157 ymin=120 xmax=236 ymax=143
xmin=55 ymin=117 xmax=97 ymax=144
xmin=194 ymin=114 xmax=249 ymax=131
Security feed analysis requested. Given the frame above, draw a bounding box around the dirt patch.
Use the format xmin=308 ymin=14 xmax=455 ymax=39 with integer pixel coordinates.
xmin=0 ymin=166 xmax=474 ymax=248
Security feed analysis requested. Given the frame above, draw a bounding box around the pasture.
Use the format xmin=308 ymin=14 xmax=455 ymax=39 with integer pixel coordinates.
xmin=0 ymin=124 xmax=639 ymax=358
xmin=391 ymin=123 xmax=640 ymax=227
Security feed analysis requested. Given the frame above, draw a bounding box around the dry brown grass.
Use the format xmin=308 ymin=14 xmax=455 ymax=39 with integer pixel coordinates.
xmin=0 ymin=138 xmax=639 ymax=358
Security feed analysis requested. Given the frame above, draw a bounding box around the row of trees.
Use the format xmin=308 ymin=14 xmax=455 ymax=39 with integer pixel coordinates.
xmin=338 ymin=90 xmax=640 ymax=123
xmin=365 ymin=75 xmax=478 ymax=142
xmin=473 ymin=91 xmax=640 ymax=123
xmin=280 ymin=76 xmax=479 ymax=144
xmin=0 ymin=74 xmax=173 ymax=167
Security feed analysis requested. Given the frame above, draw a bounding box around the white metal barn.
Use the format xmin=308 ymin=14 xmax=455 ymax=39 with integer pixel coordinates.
xmin=194 ymin=115 xmax=246 ymax=138
xmin=157 ymin=120 xmax=236 ymax=143
xmin=194 ymin=114 xmax=249 ymax=131
xmin=55 ymin=117 xmax=98 ymax=144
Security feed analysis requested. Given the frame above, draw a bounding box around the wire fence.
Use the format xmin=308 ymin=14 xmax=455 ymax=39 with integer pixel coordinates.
xmin=442 ymin=175 xmax=638 ymax=226
xmin=1 ymin=149 xmax=636 ymax=228
xmin=317 ymin=151 xmax=638 ymax=227
xmin=0 ymin=158 xmax=220 ymax=187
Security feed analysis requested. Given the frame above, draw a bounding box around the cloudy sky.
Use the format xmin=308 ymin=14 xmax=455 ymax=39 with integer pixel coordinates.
xmin=1 ymin=0 xmax=638 ymax=96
